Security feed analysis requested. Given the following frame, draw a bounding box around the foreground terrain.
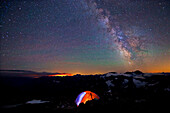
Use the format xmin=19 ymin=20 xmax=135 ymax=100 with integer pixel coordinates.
xmin=0 ymin=73 xmax=170 ymax=113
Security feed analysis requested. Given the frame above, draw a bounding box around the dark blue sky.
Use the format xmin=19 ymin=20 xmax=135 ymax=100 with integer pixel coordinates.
xmin=0 ymin=0 xmax=170 ymax=74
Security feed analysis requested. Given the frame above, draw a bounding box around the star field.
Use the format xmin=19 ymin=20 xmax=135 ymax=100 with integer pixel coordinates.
xmin=0 ymin=0 xmax=170 ymax=74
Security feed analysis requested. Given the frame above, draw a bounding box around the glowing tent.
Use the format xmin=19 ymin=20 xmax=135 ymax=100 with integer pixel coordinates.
xmin=75 ymin=91 xmax=100 ymax=106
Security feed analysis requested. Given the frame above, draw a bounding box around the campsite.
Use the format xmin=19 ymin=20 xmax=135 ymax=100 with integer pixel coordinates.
xmin=1 ymin=72 xmax=170 ymax=113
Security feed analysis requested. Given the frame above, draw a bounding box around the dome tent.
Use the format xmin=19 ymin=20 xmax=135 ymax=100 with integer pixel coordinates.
xmin=75 ymin=91 xmax=100 ymax=106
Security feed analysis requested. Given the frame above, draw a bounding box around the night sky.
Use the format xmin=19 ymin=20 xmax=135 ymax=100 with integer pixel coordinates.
xmin=0 ymin=0 xmax=170 ymax=74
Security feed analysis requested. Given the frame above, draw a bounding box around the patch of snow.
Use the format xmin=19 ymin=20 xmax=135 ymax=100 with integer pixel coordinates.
xmin=122 ymin=74 xmax=133 ymax=77
xmin=108 ymin=89 xmax=112 ymax=93
xmin=106 ymin=73 xmax=119 ymax=77
xmin=148 ymin=82 xmax=159 ymax=87
xmin=133 ymin=79 xmax=147 ymax=88
xmin=134 ymin=76 xmax=145 ymax=79
xmin=61 ymin=105 xmax=65 ymax=108
xmin=122 ymin=79 xmax=129 ymax=88
xmin=106 ymin=80 xmax=115 ymax=87
xmin=26 ymin=100 xmax=49 ymax=104
xmin=106 ymin=73 xmax=142 ymax=77
xmin=100 ymin=75 xmax=105 ymax=79
xmin=123 ymin=79 xmax=129 ymax=84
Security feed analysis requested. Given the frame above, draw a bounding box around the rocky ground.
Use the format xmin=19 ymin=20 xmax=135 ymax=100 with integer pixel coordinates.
xmin=0 ymin=73 xmax=170 ymax=113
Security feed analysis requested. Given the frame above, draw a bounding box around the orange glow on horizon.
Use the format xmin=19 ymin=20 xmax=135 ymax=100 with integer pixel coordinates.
xmin=48 ymin=73 xmax=72 ymax=77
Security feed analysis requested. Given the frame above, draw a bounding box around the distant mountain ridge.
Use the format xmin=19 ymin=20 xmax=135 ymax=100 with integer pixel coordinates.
xmin=0 ymin=70 xmax=61 ymax=77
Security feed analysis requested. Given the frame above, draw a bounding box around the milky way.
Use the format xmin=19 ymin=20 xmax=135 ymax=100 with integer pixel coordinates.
xmin=82 ymin=0 xmax=149 ymax=65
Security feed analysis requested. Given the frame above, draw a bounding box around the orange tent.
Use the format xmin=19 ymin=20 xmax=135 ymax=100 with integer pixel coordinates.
xmin=75 ymin=91 xmax=100 ymax=106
